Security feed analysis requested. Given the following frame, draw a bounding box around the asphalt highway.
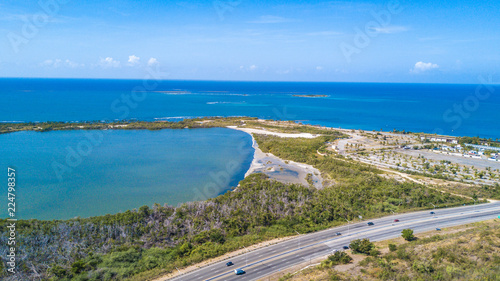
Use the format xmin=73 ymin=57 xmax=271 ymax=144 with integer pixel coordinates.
xmin=168 ymin=202 xmax=500 ymax=281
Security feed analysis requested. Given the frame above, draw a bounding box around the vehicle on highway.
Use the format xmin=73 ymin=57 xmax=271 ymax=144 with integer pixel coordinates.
xmin=342 ymin=246 xmax=349 ymax=250
xmin=234 ymin=269 xmax=245 ymax=275
xmin=336 ymin=232 xmax=341 ymax=235
xmin=226 ymin=261 xmax=233 ymax=266
xmin=394 ymin=219 xmax=400 ymax=222
xmin=367 ymin=222 xmax=374 ymax=226
xmin=430 ymin=211 xmax=436 ymax=214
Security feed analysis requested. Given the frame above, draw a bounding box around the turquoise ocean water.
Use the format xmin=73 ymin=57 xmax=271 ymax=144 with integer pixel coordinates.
xmin=1 ymin=78 xmax=499 ymax=219
xmin=1 ymin=128 xmax=253 ymax=220
xmin=2 ymin=78 xmax=499 ymax=138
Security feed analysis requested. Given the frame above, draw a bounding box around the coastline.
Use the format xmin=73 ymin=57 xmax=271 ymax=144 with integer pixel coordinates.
xmin=227 ymin=126 xmax=324 ymax=189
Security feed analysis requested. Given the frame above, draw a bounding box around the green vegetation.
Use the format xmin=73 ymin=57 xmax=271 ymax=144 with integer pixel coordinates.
xmin=388 ymin=244 xmax=397 ymax=252
xmin=0 ymin=124 xmax=477 ymax=281
xmin=321 ymin=251 xmax=353 ymax=267
xmin=242 ymin=120 xmax=345 ymax=136
xmin=0 ymin=117 xmax=253 ymax=135
xmin=401 ymin=229 xmax=415 ymax=241
xmin=459 ymin=136 xmax=500 ymax=147
xmin=349 ymin=239 xmax=375 ymax=255
xmin=438 ymin=182 xmax=500 ymax=201
xmin=282 ymin=220 xmax=500 ymax=281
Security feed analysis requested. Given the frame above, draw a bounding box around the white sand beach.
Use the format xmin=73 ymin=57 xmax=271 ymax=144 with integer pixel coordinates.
xmin=227 ymin=126 xmax=324 ymax=189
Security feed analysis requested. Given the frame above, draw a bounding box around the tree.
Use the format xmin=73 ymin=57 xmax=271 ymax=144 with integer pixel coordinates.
xmin=401 ymin=228 xmax=415 ymax=241
xmin=321 ymin=251 xmax=353 ymax=267
xmin=349 ymin=238 xmax=374 ymax=255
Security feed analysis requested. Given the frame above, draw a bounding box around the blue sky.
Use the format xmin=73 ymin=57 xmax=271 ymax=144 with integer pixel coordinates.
xmin=1 ymin=0 xmax=499 ymax=83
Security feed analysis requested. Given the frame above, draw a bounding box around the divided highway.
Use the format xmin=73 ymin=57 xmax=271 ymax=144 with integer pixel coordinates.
xmin=168 ymin=202 xmax=500 ymax=281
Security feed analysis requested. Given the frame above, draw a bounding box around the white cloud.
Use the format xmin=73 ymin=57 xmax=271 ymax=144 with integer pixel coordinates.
xmin=64 ymin=59 xmax=80 ymax=68
xmin=99 ymin=57 xmax=120 ymax=68
xmin=41 ymin=59 xmax=82 ymax=68
xmin=128 ymin=55 xmax=140 ymax=66
xmin=316 ymin=66 xmax=324 ymax=71
xmin=41 ymin=59 xmax=60 ymax=67
xmin=248 ymin=15 xmax=294 ymax=24
xmin=147 ymin=57 xmax=159 ymax=67
xmin=411 ymin=61 xmax=439 ymax=73
xmin=369 ymin=25 xmax=408 ymax=34
xmin=238 ymin=65 xmax=258 ymax=72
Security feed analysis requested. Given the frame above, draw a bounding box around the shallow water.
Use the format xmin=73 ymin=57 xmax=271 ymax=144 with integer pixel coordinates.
xmin=1 ymin=128 xmax=253 ymax=220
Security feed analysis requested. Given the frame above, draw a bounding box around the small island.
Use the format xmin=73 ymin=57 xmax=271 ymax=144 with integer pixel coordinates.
xmin=292 ymin=94 xmax=329 ymax=98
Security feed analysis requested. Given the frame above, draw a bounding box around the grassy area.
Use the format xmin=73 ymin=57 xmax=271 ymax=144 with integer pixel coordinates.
xmin=281 ymin=219 xmax=500 ymax=281
xmin=241 ymin=120 xmax=345 ymax=136
xmin=435 ymin=182 xmax=500 ymax=200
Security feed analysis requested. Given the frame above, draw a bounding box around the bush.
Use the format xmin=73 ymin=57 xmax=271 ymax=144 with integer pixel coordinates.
xmin=402 ymin=229 xmax=415 ymax=241
xmin=369 ymin=249 xmax=381 ymax=256
xmin=389 ymin=244 xmax=397 ymax=252
xmin=350 ymin=238 xmax=375 ymax=255
xmin=328 ymin=251 xmax=353 ymax=265
xmin=48 ymin=265 xmax=70 ymax=278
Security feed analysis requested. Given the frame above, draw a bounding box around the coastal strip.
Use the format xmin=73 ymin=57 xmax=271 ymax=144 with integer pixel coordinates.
xmin=227 ymin=126 xmax=324 ymax=189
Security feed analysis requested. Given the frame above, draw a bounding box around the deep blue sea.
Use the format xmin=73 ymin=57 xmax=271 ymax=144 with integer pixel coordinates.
xmin=2 ymin=78 xmax=499 ymax=138
xmin=2 ymin=78 xmax=499 ymax=220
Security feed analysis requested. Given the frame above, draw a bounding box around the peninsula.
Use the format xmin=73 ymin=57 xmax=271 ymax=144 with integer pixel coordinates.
xmin=0 ymin=117 xmax=499 ymax=281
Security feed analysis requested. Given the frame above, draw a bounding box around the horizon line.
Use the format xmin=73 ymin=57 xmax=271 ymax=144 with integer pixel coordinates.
xmin=0 ymin=76 xmax=497 ymax=86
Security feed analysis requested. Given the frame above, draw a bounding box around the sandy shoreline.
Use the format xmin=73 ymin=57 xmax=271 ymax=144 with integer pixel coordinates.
xmin=227 ymin=126 xmax=324 ymax=189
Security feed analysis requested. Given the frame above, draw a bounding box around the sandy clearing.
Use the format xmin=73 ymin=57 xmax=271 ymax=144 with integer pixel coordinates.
xmin=228 ymin=126 xmax=324 ymax=189
xmin=227 ymin=126 xmax=321 ymax=139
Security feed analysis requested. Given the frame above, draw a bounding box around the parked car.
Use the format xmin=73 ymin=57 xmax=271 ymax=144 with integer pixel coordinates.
xmin=430 ymin=211 xmax=435 ymax=214
xmin=226 ymin=261 xmax=234 ymax=266
xmin=436 ymin=228 xmax=441 ymax=231
xmin=234 ymin=269 xmax=245 ymax=275
xmin=336 ymin=232 xmax=342 ymax=236
xmin=342 ymin=246 xmax=349 ymax=250
xmin=394 ymin=219 xmax=400 ymax=222
xmin=367 ymin=222 xmax=374 ymax=226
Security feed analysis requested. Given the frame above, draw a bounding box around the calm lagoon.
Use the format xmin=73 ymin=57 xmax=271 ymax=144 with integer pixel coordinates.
xmin=1 ymin=128 xmax=253 ymax=220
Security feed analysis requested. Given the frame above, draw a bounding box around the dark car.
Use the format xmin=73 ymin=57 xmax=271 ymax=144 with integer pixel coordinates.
xmin=336 ymin=232 xmax=342 ymax=236
xmin=394 ymin=219 xmax=400 ymax=222
xmin=430 ymin=211 xmax=435 ymax=214
xmin=342 ymin=246 xmax=349 ymax=250
xmin=367 ymin=222 xmax=374 ymax=226
xmin=436 ymin=228 xmax=441 ymax=231
xmin=226 ymin=261 xmax=234 ymax=266
xmin=234 ymin=269 xmax=245 ymax=275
